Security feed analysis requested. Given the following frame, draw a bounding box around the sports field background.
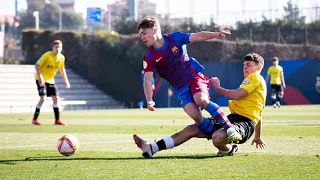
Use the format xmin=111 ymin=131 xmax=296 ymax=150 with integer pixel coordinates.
xmin=0 ymin=105 xmax=319 ymax=179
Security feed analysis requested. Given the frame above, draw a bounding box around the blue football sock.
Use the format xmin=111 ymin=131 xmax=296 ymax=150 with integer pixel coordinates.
xmin=205 ymin=102 xmax=232 ymax=130
xmin=196 ymin=117 xmax=213 ymax=134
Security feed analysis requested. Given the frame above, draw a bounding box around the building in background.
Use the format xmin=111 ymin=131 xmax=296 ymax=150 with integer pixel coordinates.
xmin=53 ymin=0 xmax=75 ymax=11
xmin=26 ymin=0 xmax=44 ymax=7
xmin=136 ymin=0 xmax=156 ymax=20
xmin=105 ymin=0 xmax=156 ymax=31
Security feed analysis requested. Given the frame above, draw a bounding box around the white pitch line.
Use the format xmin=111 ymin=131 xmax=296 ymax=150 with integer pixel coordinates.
xmin=0 ymin=140 xmax=133 ymax=149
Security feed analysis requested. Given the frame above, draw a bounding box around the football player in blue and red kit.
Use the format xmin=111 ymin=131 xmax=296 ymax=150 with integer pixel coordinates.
xmin=134 ymin=16 xmax=242 ymax=153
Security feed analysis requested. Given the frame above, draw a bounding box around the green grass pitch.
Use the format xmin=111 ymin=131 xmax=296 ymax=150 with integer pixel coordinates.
xmin=0 ymin=105 xmax=319 ymax=179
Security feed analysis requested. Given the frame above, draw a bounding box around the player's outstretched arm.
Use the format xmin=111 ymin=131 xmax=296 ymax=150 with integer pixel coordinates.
xmin=59 ymin=68 xmax=70 ymax=89
xmin=189 ymin=30 xmax=231 ymax=43
xmin=210 ymin=77 xmax=248 ymax=100
xmin=144 ymin=72 xmax=155 ymax=111
xmin=251 ymin=119 xmax=266 ymax=149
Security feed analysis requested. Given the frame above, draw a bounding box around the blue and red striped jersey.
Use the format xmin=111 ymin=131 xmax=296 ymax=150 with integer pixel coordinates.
xmin=143 ymin=32 xmax=204 ymax=90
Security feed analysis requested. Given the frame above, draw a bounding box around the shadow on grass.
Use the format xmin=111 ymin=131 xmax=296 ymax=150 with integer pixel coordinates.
xmin=0 ymin=154 xmax=220 ymax=165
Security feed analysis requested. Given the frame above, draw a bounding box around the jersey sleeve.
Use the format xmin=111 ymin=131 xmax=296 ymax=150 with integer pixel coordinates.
xmin=240 ymin=73 xmax=260 ymax=94
xmin=267 ymin=67 xmax=271 ymax=75
xmin=143 ymin=53 xmax=155 ymax=73
xmin=169 ymin=32 xmax=191 ymax=45
xmin=36 ymin=52 xmax=48 ymax=66
xmin=280 ymin=67 xmax=283 ymax=75
xmin=59 ymin=55 xmax=65 ymax=69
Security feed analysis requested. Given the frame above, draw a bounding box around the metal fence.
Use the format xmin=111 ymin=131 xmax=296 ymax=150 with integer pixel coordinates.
xmin=229 ymin=27 xmax=320 ymax=45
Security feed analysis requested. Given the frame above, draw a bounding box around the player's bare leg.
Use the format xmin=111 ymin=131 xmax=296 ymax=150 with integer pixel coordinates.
xmin=183 ymin=103 xmax=203 ymax=124
xmin=170 ymin=124 xmax=208 ymax=147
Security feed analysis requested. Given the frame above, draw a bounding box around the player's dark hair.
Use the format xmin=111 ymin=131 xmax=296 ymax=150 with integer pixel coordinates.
xmin=137 ymin=16 xmax=159 ymax=31
xmin=52 ymin=40 xmax=63 ymax=47
xmin=272 ymin=57 xmax=279 ymax=62
xmin=244 ymin=53 xmax=264 ymax=67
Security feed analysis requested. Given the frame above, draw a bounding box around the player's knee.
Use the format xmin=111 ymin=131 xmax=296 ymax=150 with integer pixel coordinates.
xmin=212 ymin=131 xmax=226 ymax=146
xmin=194 ymin=97 xmax=209 ymax=109
xmin=184 ymin=104 xmax=203 ymax=123
xmin=191 ymin=115 xmax=203 ymax=124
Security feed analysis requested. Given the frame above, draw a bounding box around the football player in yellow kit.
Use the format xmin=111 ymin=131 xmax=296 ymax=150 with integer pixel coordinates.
xmin=265 ymin=57 xmax=286 ymax=108
xmin=32 ymin=40 xmax=70 ymax=125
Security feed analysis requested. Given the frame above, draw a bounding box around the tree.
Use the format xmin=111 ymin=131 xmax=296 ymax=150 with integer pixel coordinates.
xmin=203 ymin=16 xmax=220 ymax=32
xmin=283 ymin=0 xmax=306 ymax=27
xmin=18 ymin=3 xmax=83 ymax=31
xmin=179 ymin=20 xmax=201 ymax=33
xmin=113 ymin=9 xmax=138 ymax=34
xmin=18 ymin=3 xmax=44 ymax=30
xmin=62 ymin=10 xmax=84 ymax=30
xmin=160 ymin=24 xmax=177 ymax=34
xmin=113 ymin=19 xmax=138 ymax=34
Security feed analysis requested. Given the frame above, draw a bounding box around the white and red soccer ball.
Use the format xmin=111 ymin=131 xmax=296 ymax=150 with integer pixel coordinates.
xmin=57 ymin=134 xmax=79 ymax=156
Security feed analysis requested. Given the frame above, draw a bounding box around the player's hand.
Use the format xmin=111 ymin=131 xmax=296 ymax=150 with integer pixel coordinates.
xmin=38 ymin=76 xmax=45 ymax=87
xmin=210 ymin=77 xmax=221 ymax=89
xmin=251 ymin=137 xmax=266 ymax=149
xmin=217 ymin=29 xmax=231 ymax=39
xmin=65 ymin=81 xmax=70 ymax=89
xmin=147 ymin=101 xmax=155 ymax=111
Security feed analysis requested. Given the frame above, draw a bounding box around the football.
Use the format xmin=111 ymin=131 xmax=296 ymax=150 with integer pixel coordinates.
xmin=57 ymin=134 xmax=79 ymax=156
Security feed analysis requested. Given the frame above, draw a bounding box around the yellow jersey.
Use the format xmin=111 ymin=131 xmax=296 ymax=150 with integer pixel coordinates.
xmin=35 ymin=51 xmax=65 ymax=84
xmin=228 ymin=72 xmax=267 ymax=124
xmin=267 ymin=65 xmax=283 ymax=85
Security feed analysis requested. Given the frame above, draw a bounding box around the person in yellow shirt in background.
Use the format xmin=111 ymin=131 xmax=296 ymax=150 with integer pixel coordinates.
xmin=32 ymin=40 xmax=70 ymax=125
xmin=265 ymin=57 xmax=286 ymax=108
xmin=133 ymin=53 xmax=267 ymax=158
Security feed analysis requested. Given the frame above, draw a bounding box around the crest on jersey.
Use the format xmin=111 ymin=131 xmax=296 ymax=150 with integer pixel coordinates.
xmin=316 ymin=76 xmax=320 ymax=93
xmin=143 ymin=61 xmax=147 ymax=69
xmin=242 ymin=79 xmax=251 ymax=85
xmin=171 ymin=46 xmax=179 ymax=54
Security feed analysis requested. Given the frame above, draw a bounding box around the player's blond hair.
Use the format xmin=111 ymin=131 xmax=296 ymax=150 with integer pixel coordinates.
xmin=137 ymin=16 xmax=160 ymax=31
